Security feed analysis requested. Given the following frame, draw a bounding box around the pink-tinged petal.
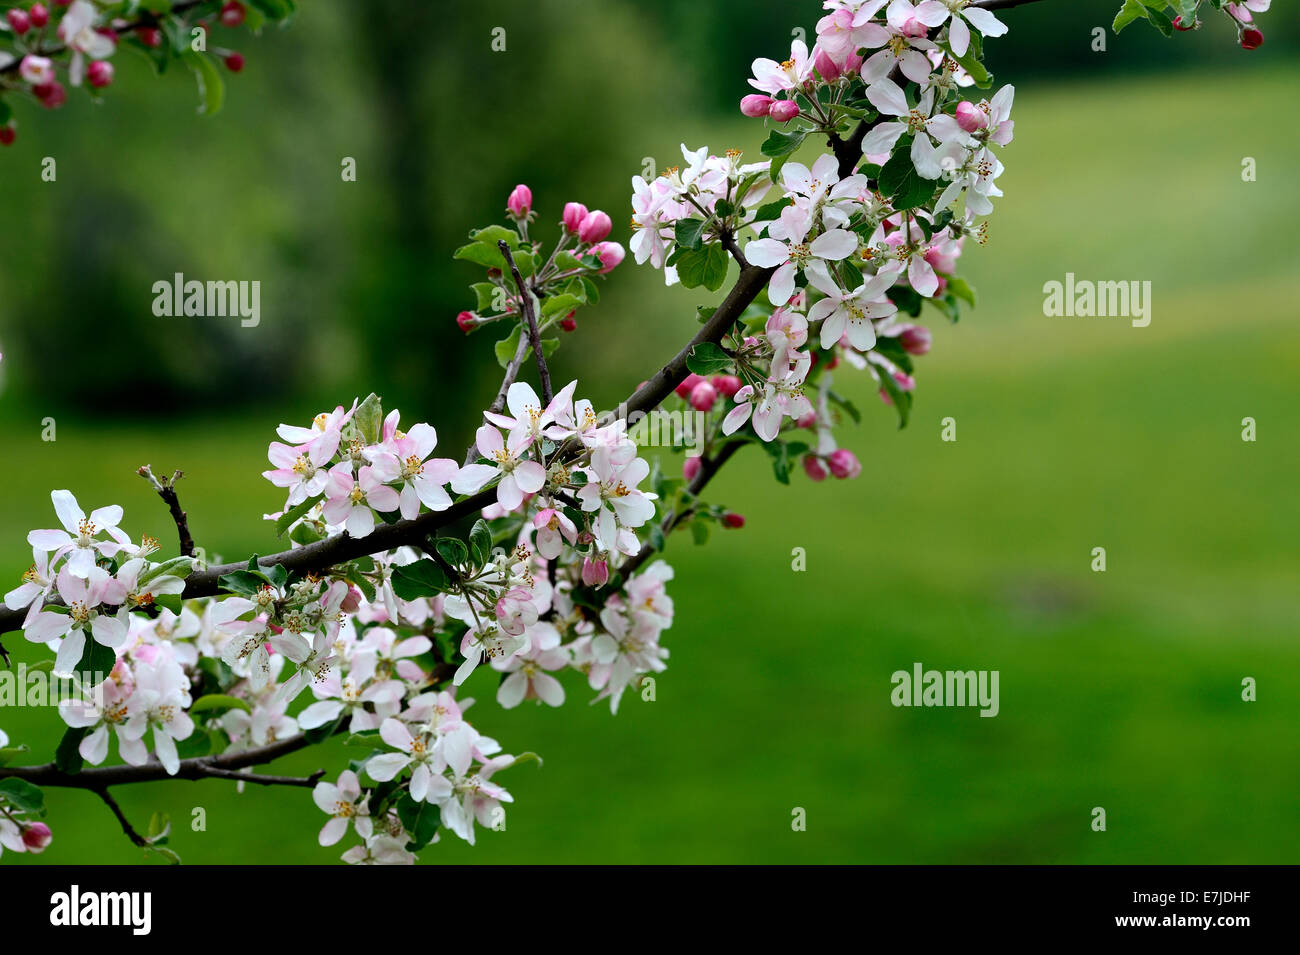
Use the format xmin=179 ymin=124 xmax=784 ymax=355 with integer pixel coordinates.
xmin=450 ymin=463 xmax=497 ymax=495
xmin=913 ymin=0 xmax=951 ymax=27
xmin=505 ymin=382 xmax=542 ymax=423
xmin=744 ymin=237 xmax=789 ymax=269
xmin=25 ymin=611 xmax=70 ymax=645
xmin=533 ymin=672 xmax=565 ymax=707
xmin=474 ymin=425 xmax=504 ymax=456
xmin=90 ymin=614 xmax=126 ymax=649
xmin=847 ymin=316 xmax=878 ymax=351
xmin=364 ymin=752 xmax=411 ymax=782
xmin=899 ymin=49 xmax=933 ymax=84
xmin=804 ymin=260 xmax=843 ymax=298
xmin=65 ymin=547 xmax=95 ymax=579
xmin=410 ymin=763 xmax=432 ymax=802
xmin=721 ymin=402 xmax=753 ymax=436
xmin=79 ymin=724 xmax=110 ymax=764
xmin=948 ymin=14 xmax=970 ymax=56
xmin=27 ymin=529 xmax=70 ymax=550
xmin=399 ymin=483 xmax=421 ymax=521
xmin=865 ymin=79 xmax=909 ymax=117
xmin=496 ymin=474 xmax=524 ymax=512
xmin=819 ymin=310 xmax=848 ymax=349
xmin=53 ymin=630 xmax=86 ymax=676
xmin=442 ymin=725 xmax=475 ymax=778
xmin=513 ymin=461 xmax=546 ymax=495
xmin=366 ymin=485 xmax=400 ymax=512
xmin=318 ymin=816 xmax=349 ymax=847
xmin=909 ymin=255 xmax=939 ymax=297
xmin=345 ymin=505 xmax=375 ymax=539
xmin=322 ymin=497 xmax=352 ymax=526
xmin=379 ymin=718 xmax=414 ymax=751
xmin=860 ymin=121 xmax=906 ymax=157
xmin=51 ymin=490 xmax=85 ymax=532
xmin=810 ymin=229 xmax=857 ymax=261
xmin=497 ymin=671 xmax=528 ymax=709
xmin=767 ymin=262 xmax=796 ymax=307
xmin=962 ymin=7 xmax=1008 ymax=38
xmin=88 ymin=504 xmax=123 ymax=529
xmin=413 ymin=475 xmax=453 ymax=512
xmin=299 ymin=700 xmax=344 ymax=730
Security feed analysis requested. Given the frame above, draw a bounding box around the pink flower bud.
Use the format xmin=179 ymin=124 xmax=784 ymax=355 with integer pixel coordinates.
xmin=137 ymin=25 xmax=162 ymax=47
xmin=87 ymin=60 xmax=114 ymax=89
xmin=740 ymin=94 xmax=775 ymax=118
xmin=1241 ymin=28 xmax=1263 ymax=50
xmin=722 ymin=512 xmax=746 ymax=529
xmin=581 ymin=555 xmax=609 ymax=588
xmin=20 ymin=55 xmax=54 ymax=86
xmin=562 ymin=202 xmax=588 ymax=234
xmin=34 ymin=81 xmax=66 ymax=109
xmin=803 ymin=455 xmax=828 ymax=482
xmin=591 ymin=240 xmax=624 ymax=273
xmin=711 ymin=374 xmax=742 ymax=399
xmin=769 ymin=99 xmax=801 ymax=123
xmin=813 ymin=45 xmax=842 ymax=82
xmin=221 ymin=2 xmax=247 ymax=27
xmin=456 ymin=310 xmax=477 ymax=332
xmin=796 ymin=410 xmax=817 ymax=429
xmin=560 ymin=312 xmax=577 ymax=332
xmin=827 ymin=448 xmax=861 ymax=480
xmin=900 ymin=16 xmax=928 ymax=38
xmin=0 ymin=126 xmax=14 ymax=147
xmin=954 ymin=100 xmax=988 ymax=133
xmin=7 ymin=9 xmax=31 ymax=34
xmin=1172 ymin=15 xmax=1195 ymax=31
xmin=900 ymin=325 xmax=932 ymax=355
xmin=30 ymin=4 xmax=49 ymax=28
xmin=894 ymin=371 xmax=915 ymax=391
xmin=689 ymin=380 xmax=717 ymax=412
xmin=675 ymin=373 xmax=704 ymax=399
xmin=224 ymin=52 xmax=245 ymax=72
xmin=340 ymin=586 xmax=362 ymax=614
xmin=22 ymin=822 xmax=52 ymax=853
xmin=682 ymin=455 xmax=702 ymax=482
xmin=506 ymin=183 xmax=532 ymax=218
xmin=577 ymin=210 xmax=612 ymax=244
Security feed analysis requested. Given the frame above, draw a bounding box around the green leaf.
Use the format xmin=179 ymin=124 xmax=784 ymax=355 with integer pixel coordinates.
xmin=76 ymin=637 xmax=117 ymax=683
xmin=469 ymin=520 xmax=493 ymax=567
xmin=675 ymin=217 xmax=709 ymax=252
xmin=353 ymin=393 xmax=384 ymax=444
xmin=468 ymin=225 xmax=520 ymax=248
xmin=540 ymin=293 xmax=582 ymax=319
xmin=878 ymin=367 xmax=913 ymax=429
xmin=181 ymin=50 xmax=224 ymax=116
xmin=55 ymin=726 xmax=88 ymax=774
xmin=275 ymin=495 xmax=321 ymax=537
xmin=753 ymin=197 xmax=792 ymax=223
xmin=0 ymin=745 xmax=30 ymax=768
xmin=454 ymin=241 xmax=508 ymax=271
xmin=1113 ymin=0 xmax=1149 ymax=32
xmin=397 ymin=793 xmax=441 ymax=848
xmin=1144 ymin=4 xmax=1175 ymax=36
xmin=219 ymin=570 xmax=266 ymax=597
xmin=190 ymin=694 xmax=251 ymax=715
xmin=435 ymin=537 xmax=469 ymax=569
xmin=0 ymin=778 xmax=44 ymax=812
xmin=675 ymin=244 xmax=730 ymax=292
xmin=878 ymin=139 xmax=938 ymax=211
xmin=947 ymin=276 xmax=976 ymax=308
xmin=760 ymin=128 xmax=806 ymax=159
xmin=391 ymin=559 xmax=449 ymax=601
xmin=494 ymin=325 xmax=523 ymax=368
xmin=685 ymin=342 xmax=733 ymax=376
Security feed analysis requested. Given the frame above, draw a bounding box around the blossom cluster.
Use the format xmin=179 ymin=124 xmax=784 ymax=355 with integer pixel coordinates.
xmin=1 ymin=0 xmax=282 ymax=147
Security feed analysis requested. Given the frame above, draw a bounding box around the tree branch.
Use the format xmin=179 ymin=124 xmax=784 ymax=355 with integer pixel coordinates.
xmin=138 ymin=465 xmax=196 ymax=558
xmin=619 ymin=440 xmax=745 ymax=579
xmin=499 ymin=239 xmax=553 ymax=406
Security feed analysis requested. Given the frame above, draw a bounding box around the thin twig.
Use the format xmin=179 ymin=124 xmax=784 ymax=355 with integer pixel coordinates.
xmin=498 ymin=239 xmax=553 ymax=406
xmin=138 ymin=465 xmax=196 ymax=557
xmin=94 ymin=788 xmax=150 ymax=848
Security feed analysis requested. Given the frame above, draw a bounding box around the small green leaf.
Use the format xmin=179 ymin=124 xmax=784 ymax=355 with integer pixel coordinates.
xmin=1113 ymin=0 xmax=1149 ymax=32
xmin=675 ymin=244 xmax=730 ymax=292
xmin=760 ymin=128 xmax=806 ymax=159
xmin=685 ymin=342 xmax=733 ymax=376
xmin=674 ymin=217 xmax=708 ymax=252
xmin=190 ymin=694 xmax=252 ymax=715
xmin=391 ymin=559 xmax=448 ymax=601
xmin=275 ymin=495 xmax=321 ymax=537
xmin=469 ymin=520 xmax=493 ymax=567
xmin=0 ymin=778 xmax=44 ymax=812
xmin=181 ymin=50 xmax=224 ymax=116
xmin=397 ymin=793 xmax=441 ymax=847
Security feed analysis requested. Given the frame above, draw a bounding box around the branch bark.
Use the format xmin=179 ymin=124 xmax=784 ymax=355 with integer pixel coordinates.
xmin=499 ymin=240 xmax=553 ymax=406
xmin=138 ymin=466 xmax=196 ymax=558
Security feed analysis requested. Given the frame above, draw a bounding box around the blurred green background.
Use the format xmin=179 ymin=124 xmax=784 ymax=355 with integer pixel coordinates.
xmin=1 ymin=0 xmax=1297 ymax=863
